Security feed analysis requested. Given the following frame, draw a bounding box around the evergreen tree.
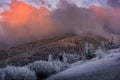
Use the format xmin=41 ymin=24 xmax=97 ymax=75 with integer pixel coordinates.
xmin=48 ymin=54 xmax=53 ymax=62
xmin=94 ymin=47 xmax=105 ymax=59
xmin=59 ymin=53 xmax=63 ymax=62
xmin=63 ymin=52 xmax=68 ymax=63
xmin=100 ymin=41 xmax=107 ymax=52
xmin=101 ymin=41 xmax=105 ymax=49
xmin=104 ymin=34 xmax=119 ymax=49
xmin=4 ymin=66 xmax=36 ymax=80
xmin=85 ymin=43 xmax=89 ymax=54
xmin=111 ymin=34 xmax=117 ymax=44
xmin=84 ymin=43 xmax=96 ymax=59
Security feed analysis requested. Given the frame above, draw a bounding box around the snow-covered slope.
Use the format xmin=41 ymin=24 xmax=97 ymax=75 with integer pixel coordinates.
xmin=47 ymin=49 xmax=120 ymax=80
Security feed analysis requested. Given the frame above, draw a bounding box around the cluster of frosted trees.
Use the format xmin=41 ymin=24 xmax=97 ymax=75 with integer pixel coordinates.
xmin=0 ymin=66 xmax=36 ymax=80
xmin=0 ymin=35 xmax=119 ymax=80
xmin=83 ymin=43 xmax=96 ymax=59
xmin=26 ymin=61 xmax=69 ymax=79
xmin=0 ymin=60 xmax=69 ymax=80
xmin=0 ymin=52 xmax=80 ymax=80
xmin=48 ymin=52 xmax=80 ymax=63
xmin=103 ymin=34 xmax=119 ymax=49
xmin=84 ymin=34 xmax=120 ymax=59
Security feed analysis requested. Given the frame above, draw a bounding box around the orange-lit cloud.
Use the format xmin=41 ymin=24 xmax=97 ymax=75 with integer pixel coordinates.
xmin=90 ymin=6 xmax=109 ymax=19
xmin=2 ymin=1 xmax=33 ymax=26
xmin=0 ymin=0 xmax=120 ymax=49
xmin=1 ymin=1 xmax=50 ymax=27
xmin=0 ymin=0 xmax=57 ymax=48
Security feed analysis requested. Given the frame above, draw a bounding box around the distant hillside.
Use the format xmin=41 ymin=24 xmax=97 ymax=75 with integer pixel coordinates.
xmin=0 ymin=34 xmax=106 ymax=67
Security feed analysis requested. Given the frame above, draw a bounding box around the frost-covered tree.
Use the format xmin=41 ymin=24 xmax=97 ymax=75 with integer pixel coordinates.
xmin=59 ymin=53 xmax=63 ymax=62
xmin=0 ymin=69 xmax=5 ymax=80
xmin=111 ymin=34 xmax=117 ymax=44
xmin=101 ymin=41 xmax=105 ymax=49
xmin=48 ymin=54 xmax=53 ymax=62
xmin=84 ymin=43 xmax=96 ymax=59
xmin=58 ymin=52 xmax=79 ymax=63
xmin=85 ymin=43 xmax=89 ymax=54
xmin=94 ymin=47 xmax=106 ymax=59
xmin=89 ymin=44 xmax=95 ymax=53
xmin=104 ymin=34 xmax=119 ymax=50
xmin=63 ymin=52 xmax=68 ymax=63
xmin=3 ymin=66 xmax=36 ymax=80
xmin=27 ymin=61 xmax=69 ymax=79
xmin=63 ymin=54 xmax=80 ymax=63
xmin=99 ymin=41 xmax=108 ymax=52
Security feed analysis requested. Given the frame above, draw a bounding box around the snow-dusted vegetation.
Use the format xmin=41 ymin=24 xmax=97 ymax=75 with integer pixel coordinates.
xmin=47 ymin=49 xmax=120 ymax=80
xmin=0 ymin=61 xmax=69 ymax=80
xmin=46 ymin=35 xmax=120 ymax=80
xmin=0 ymin=66 xmax=36 ymax=80
xmin=58 ymin=52 xmax=80 ymax=63
xmin=0 ymin=35 xmax=120 ymax=80
xmin=83 ymin=43 xmax=96 ymax=59
xmin=26 ymin=61 xmax=69 ymax=79
xmin=103 ymin=34 xmax=120 ymax=50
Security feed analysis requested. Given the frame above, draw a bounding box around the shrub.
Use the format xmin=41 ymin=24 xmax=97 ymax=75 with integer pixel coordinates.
xmin=3 ymin=66 xmax=36 ymax=80
xmin=27 ymin=61 xmax=69 ymax=79
xmin=84 ymin=43 xmax=96 ymax=59
xmin=0 ymin=69 xmax=5 ymax=80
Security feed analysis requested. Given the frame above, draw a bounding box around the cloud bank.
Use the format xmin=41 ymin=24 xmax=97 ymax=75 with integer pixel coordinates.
xmin=0 ymin=0 xmax=120 ymax=49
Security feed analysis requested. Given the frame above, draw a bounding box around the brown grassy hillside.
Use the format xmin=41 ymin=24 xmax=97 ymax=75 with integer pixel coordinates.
xmin=0 ymin=34 xmax=106 ymax=67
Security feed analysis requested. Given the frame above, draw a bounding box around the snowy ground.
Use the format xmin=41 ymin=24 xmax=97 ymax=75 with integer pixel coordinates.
xmin=47 ymin=49 xmax=120 ymax=80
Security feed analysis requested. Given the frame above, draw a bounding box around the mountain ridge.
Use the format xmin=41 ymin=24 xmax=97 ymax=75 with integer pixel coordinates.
xmin=0 ymin=34 xmax=106 ymax=67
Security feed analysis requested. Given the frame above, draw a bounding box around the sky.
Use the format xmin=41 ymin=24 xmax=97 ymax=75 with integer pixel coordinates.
xmin=0 ymin=0 xmax=104 ymax=10
xmin=0 ymin=0 xmax=115 ymax=11
xmin=0 ymin=0 xmax=120 ymax=12
xmin=0 ymin=0 xmax=120 ymax=49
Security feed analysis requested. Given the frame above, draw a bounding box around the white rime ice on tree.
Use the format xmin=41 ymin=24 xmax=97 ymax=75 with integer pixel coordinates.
xmin=48 ymin=54 xmax=53 ymax=62
xmin=27 ymin=61 xmax=69 ymax=76
xmin=63 ymin=52 xmax=68 ymax=63
xmin=85 ymin=43 xmax=89 ymax=54
xmin=101 ymin=41 xmax=105 ymax=50
xmin=2 ymin=66 xmax=36 ymax=80
xmin=83 ymin=43 xmax=89 ymax=60
xmin=65 ymin=54 xmax=80 ymax=63
xmin=59 ymin=53 xmax=63 ymax=61
xmin=0 ymin=69 xmax=5 ymax=80
xmin=105 ymin=34 xmax=119 ymax=49
xmin=89 ymin=44 xmax=94 ymax=53
xmin=94 ymin=47 xmax=105 ymax=59
xmin=47 ymin=49 xmax=120 ymax=80
xmin=111 ymin=34 xmax=117 ymax=44
xmin=84 ymin=43 xmax=95 ymax=59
